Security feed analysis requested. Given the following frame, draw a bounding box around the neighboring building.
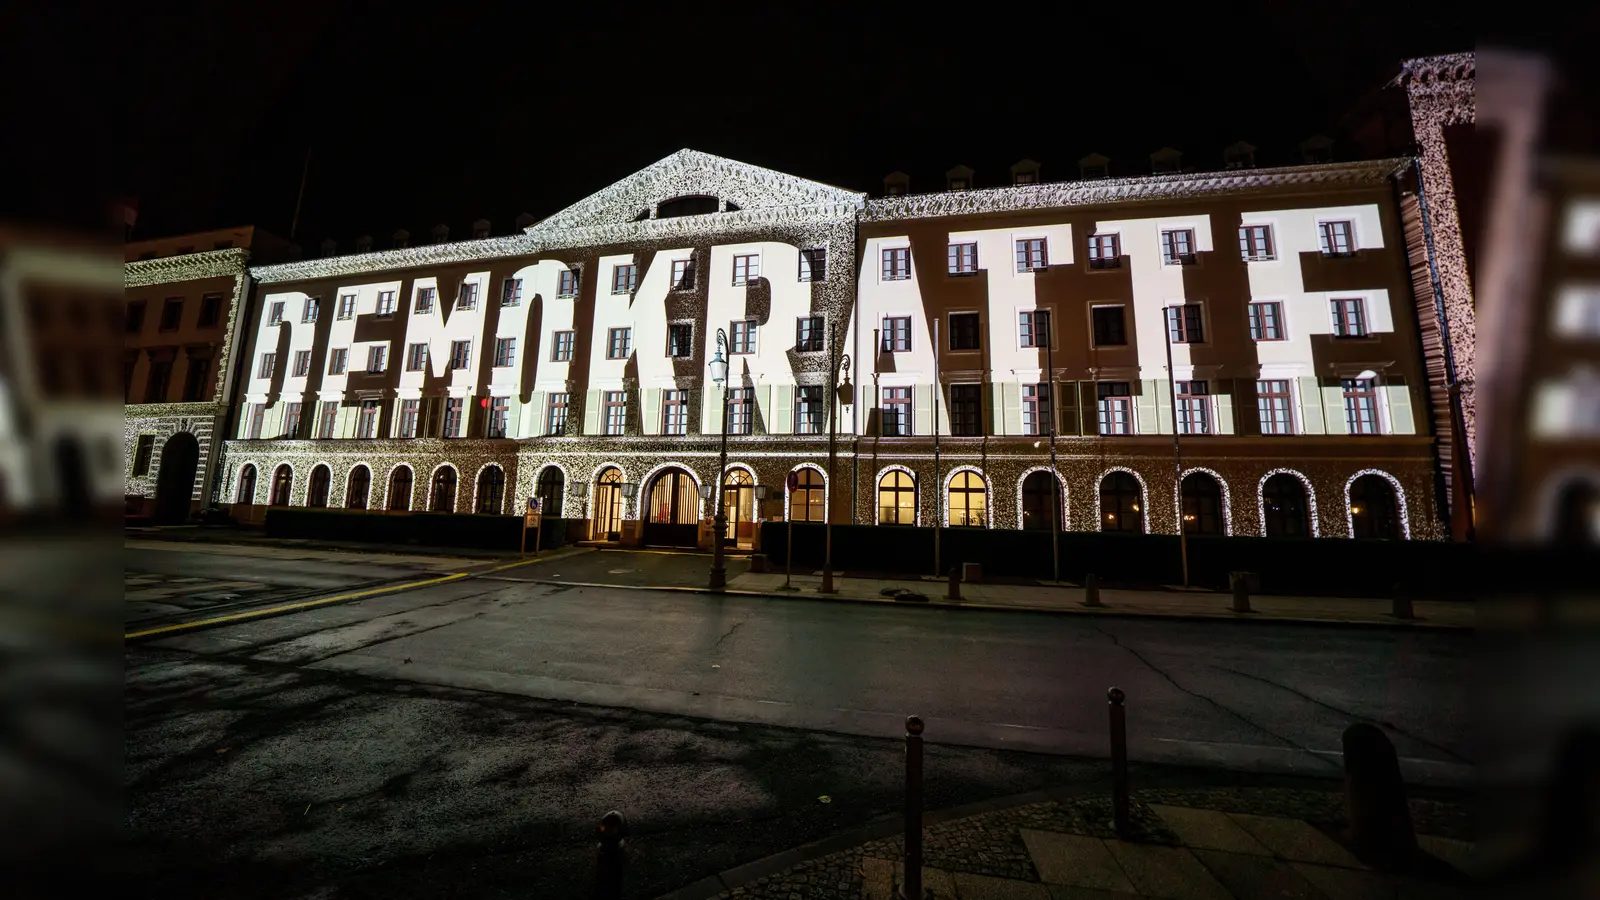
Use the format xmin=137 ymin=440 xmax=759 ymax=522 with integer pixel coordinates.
xmin=123 ymin=227 xmax=297 ymax=521
xmin=0 ymin=226 xmax=125 ymax=520
xmin=215 ymin=148 xmax=1440 ymax=544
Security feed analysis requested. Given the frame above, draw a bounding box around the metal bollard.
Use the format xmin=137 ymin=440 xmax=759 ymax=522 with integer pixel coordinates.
xmin=1391 ymin=582 xmax=1414 ymax=620
xmin=595 ymin=810 xmax=627 ymax=900
xmin=903 ymin=716 xmax=924 ymax=900
xmin=1108 ymin=688 xmax=1130 ymax=839
xmin=1083 ymin=573 xmax=1102 ymax=607
xmin=1231 ymin=572 xmax=1252 ymax=613
xmin=947 ymin=567 xmax=961 ymax=601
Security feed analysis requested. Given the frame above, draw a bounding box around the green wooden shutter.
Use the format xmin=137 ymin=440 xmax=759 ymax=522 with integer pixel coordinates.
xmin=1001 ymin=381 xmax=1022 ymax=435
xmin=774 ymin=385 xmax=794 ymax=434
xmin=583 ymin=389 xmax=602 ymax=434
xmin=1321 ymin=380 xmax=1348 ymax=435
xmin=1214 ymin=383 xmax=1235 ymax=435
xmin=1297 ymin=377 xmax=1325 ymax=434
xmin=1385 ymin=380 xmax=1415 ymax=434
xmin=914 ymin=383 xmax=933 ymax=435
xmin=642 ymin=388 xmax=661 ymax=435
xmin=1136 ymin=380 xmax=1160 ymax=434
xmin=530 ymin=391 xmax=546 ymax=435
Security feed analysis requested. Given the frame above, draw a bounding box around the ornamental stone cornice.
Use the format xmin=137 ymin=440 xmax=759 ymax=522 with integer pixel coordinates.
xmin=125 ymin=248 xmax=248 ymax=287
xmin=1393 ymin=53 xmax=1475 ymax=87
xmin=527 ymin=202 xmax=860 ymax=251
xmin=251 ymin=235 xmax=536 ymax=284
xmin=126 ymin=401 xmax=226 ymax=419
xmin=860 ymin=159 xmax=1412 ymax=222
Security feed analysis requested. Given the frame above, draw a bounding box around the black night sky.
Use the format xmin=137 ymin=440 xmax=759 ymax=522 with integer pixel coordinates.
xmin=90 ymin=5 xmax=1550 ymax=247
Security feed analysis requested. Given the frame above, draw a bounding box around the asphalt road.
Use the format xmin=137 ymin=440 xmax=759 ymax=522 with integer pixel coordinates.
xmin=121 ymin=542 xmax=1477 ymax=898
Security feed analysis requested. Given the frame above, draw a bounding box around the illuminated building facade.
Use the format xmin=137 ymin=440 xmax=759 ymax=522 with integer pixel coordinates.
xmin=203 ymin=148 xmax=1443 ymax=543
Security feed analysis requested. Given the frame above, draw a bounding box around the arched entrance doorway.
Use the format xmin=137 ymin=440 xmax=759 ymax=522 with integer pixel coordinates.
xmin=54 ymin=436 xmax=92 ymax=519
xmin=1181 ymin=472 xmax=1224 ymax=536
xmin=306 ymin=465 xmax=332 ymax=508
xmin=536 ymin=466 xmax=565 ymax=518
xmin=1349 ymin=474 xmax=1402 ymax=540
xmin=153 ymin=431 xmax=199 ymax=523
xmin=1020 ymin=470 xmax=1063 ymax=531
xmin=642 ymin=467 xmax=699 ymax=547
xmin=591 ymin=467 xmax=624 ymax=540
xmin=269 ymin=465 xmax=293 ymax=506
xmin=1099 ymin=471 xmax=1144 ymax=534
xmin=721 ymin=468 xmax=756 ymax=548
xmin=1262 ymin=473 xmax=1311 ymax=537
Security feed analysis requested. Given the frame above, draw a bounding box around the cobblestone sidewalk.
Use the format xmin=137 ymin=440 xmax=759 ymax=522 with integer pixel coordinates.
xmin=665 ymin=788 xmax=1476 ymax=899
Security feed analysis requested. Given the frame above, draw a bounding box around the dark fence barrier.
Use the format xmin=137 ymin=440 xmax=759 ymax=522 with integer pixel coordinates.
xmin=759 ymin=521 xmax=1595 ymax=598
xmin=265 ymin=508 xmax=582 ymax=552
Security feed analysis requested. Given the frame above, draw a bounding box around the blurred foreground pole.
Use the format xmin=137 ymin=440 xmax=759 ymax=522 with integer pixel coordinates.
xmin=1109 ymin=688 xmax=1130 ymax=838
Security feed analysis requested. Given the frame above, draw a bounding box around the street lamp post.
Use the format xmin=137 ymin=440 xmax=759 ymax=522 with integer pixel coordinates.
xmin=821 ymin=324 xmax=847 ymax=594
xmin=1042 ymin=309 xmax=1061 ymax=583
xmin=709 ymin=328 xmax=731 ymax=591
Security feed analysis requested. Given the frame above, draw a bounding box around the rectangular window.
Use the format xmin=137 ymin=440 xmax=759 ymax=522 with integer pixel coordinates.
xmin=450 ymin=340 xmax=472 ymax=370
xmin=612 ymin=264 xmax=638 ymax=294
xmin=948 ymin=242 xmax=978 ymax=275
xmin=667 ymin=323 xmax=694 ymax=358
xmin=1161 ymin=229 xmax=1197 ymax=265
xmin=670 ymin=258 xmax=695 ymax=290
xmin=198 ymin=293 xmax=223 ymax=327
xmin=406 ymin=343 xmax=428 ymax=372
xmin=131 ymin=435 xmax=155 ymax=476
xmin=494 ymin=337 xmax=516 ymax=367
xmin=302 ymin=297 xmax=320 ymax=323
xmin=730 ymin=319 xmax=756 ymax=354
xmin=949 ymin=312 xmax=981 ymax=351
xmin=796 ymin=386 xmax=824 ymax=434
xmin=950 ymin=384 xmax=982 ymax=436
xmin=551 ymin=331 xmax=575 ymax=361
xmin=357 ymin=400 xmax=380 ymax=438
xmin=282 ymin=401 xmax=302 ymax=438
xmin=1097 ymin=382 xmax=1133 ymax=435
xmin=257 ymin=353 xmax=276 ymax=379
xmin=444 ymin=398 xmax=464 ymax=438
xmin=181 ymin=358 xmax=209 ymax=401
xmin=1319 ymin=220 xmax=1355 ymax=256
xmin=882 ymin=316 xmax=912 ymax=352
xmin=488 ymin=396 xmax=510 ymax=438
xmin=293 ymin=350 xmax=311 ymax=377
xmin=795 ymin=316 xmax=825 ymax=352
xmin=126 ymin=301 xmax=147 ymax=333
xmin=1087 ymin=233 xmax=1121 ymax=269
xmin=337 ymin=294 xmax=356 ymax=319
xmin=415 ymin=287 xmax=435 ymax=314
xmin=1343 ymin=378 xmax=1380 ymax=434
xmin=546 ymin=393 xmax=569 ymax=435
xmin=160 ymin=299 xmax=185 ymax=331
xmin=318 ymin=400 xmax=339 ymax=438
xmin=798 ymin=248 xmax=827 ymax=282
xmin=1015 ymin=238 xmax=1048 ymax=272
xmin=1019 ymin=310 xmax=1051 ymax=349
xmin=268 ymin=301 xmax=284 ymax=325
xmin=1092 ymin=306 xmax=1127 ymax=346
xmin=557 ymin=270 xmax=578 ymax=298
xmin=603 ymin=391 xmax=627 ymax=435
xmin=661 ymin=390 xmax=688 ymax=435
xmin=1331 ymin=298 xmax=1368 ymax=337
xmin=1257 ymin=379 xmax=1294 ymax=434
xmin=145 ymin=361 xmax=172 ymax=403
xmin=375 ymin=291 xmax=397 ymax=317
xmin=398 ymin=399 xmax=419 ymax=438
xmin=1239 ymin=225 xmax=1275 ymax=261
xmin=1166 ymin=304 xmax=1205 ymax=343
xmin=1023 ymin=383 xmax=1054 ymax=436
xmin=882 ymin=386 xmax=912 ymax=436
xmin=454 ymin=282 xmax=477 ymax=310
xmin=728 ymin=388 xmax=753 ymax=434
xmin=248 ymin=403 xmax=265 ymax=439
xmin=366 ymin=345 xmax=386 ymax=374
xmin=731 ymin=253 xmax=759 ymax=285
xmin=1248 ymin=302 xmax=1284 ymax=341
xmin=606 ymin=327 xmax=632 ymax=359
xmin=882 ymin=247 xmax=911 ymax=281
xmin=1175 ymin=380 xmax=1211 ymax=435
xmin=328 ymin=348 xmax=347 ymax=375
xmin=501 ymin=278 xmax=522 ymax=307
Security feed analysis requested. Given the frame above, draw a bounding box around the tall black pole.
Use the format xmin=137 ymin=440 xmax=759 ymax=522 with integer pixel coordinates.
xmin=1164 ymin=317 xmax=1188 ymax=587
xmin=932 ymin=318 xmax=942 ymax=575
xmin=822 ymin=322 xmax=839 ymax=594
xmin=1045 ymin=310 xmax=1060 ymax=582
xmin=710 ymin=330 xmax=730 ymax=591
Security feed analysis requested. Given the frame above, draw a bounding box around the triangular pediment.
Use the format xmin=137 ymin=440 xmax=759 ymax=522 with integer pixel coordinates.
xmin=526 ymin=149 xmax=864 ymax=235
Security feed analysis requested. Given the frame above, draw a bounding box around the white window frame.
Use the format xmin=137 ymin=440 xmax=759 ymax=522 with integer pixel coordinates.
xmin=880 ymin=244 xmax=912 ymax=283
xmin=731 ymin=252 xmax=761 ymax=286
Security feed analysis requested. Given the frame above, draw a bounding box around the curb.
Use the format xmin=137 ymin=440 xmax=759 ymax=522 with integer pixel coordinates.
xmin=476 ymin=575 xmax=1474 ymax=632
xmin=654 ymin=784 xmax=1088 ymax=900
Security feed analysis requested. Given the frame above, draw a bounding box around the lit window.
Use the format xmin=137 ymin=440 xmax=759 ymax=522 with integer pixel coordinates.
xmin=1097 ymin=382 xmax=1133 ymax=435
xmin=798 ymin=248 xmax=827 ymax=282
xmin=796 ymin=386 xmax=824 ymax=434
xmin=948 ymin=242 xmax=978 ymax=275
xmin=1015 ymin=238 xmax=1048 ymax=272
xmin=1087 ymin=234 xmax=1120 ymax=269
xmin=878 ymin=471 xmax=916 ymax=525
xmin=882 ymin=316 xmax=912 ymax=352
xmin=1248 ymin=302 xmax=1284 ymax=341
xmin=603 ymin=391 xmax=627 ymax=435
xmin=1343 ymin=378 xmax=1380 ymax=434
xmin=611 ymin=264 xmax=638 ymax=295
xmin=606 ymin=328 xmax=631 ymax=359
xmin=551 ymin=331 xmax=574 ymax=361
xmin=449 ymin=340 xmax=471 ymax=370
xmin=732 ymin=254 xmax=760 ymax=286
xmin=1331 ymin=298 xmax=1368 ymax=337
xmin=1175 ymin=380 xmax=1211 ymax=435
xmin=1256 ymin=380 xmax=1294 ymax=434
xmin=1166 ymin=304 xmax=1205 ymax=343
xmin=882 ymin=247 xmax=911 ymax=281
xmin=557 ymin=270 xmax=578 ymax=298
xmin=494 ymin=337 xmax=516 ymax=367
xmin=882 ymin=387 xmax=912 ymax=436
xmin=1239 ymin=225 xmax=1275 ymax=261
xmin=795 ymin=316 xmax=824 ymax=352
xmin=661 ymin=390 xmax=687 ymax=435
xmin=1161 ymin=229 xmax=1197 ymax=266
xmin=730 ymin=319 xmax=756 ymax=354
xmin=947 ymin=471 xmax=987 ymax=527
xmin=1319 ymin=221 xmax=1356 ymax=256
xmin=1023 ymin=383 xmax=1053 ymax=436
xmin=670 ymin=259 xmax=695 ymax=290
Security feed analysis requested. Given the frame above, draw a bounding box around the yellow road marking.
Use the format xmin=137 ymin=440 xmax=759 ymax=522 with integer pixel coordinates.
xmin=124 ymin=554 xmax=556 ymax=640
